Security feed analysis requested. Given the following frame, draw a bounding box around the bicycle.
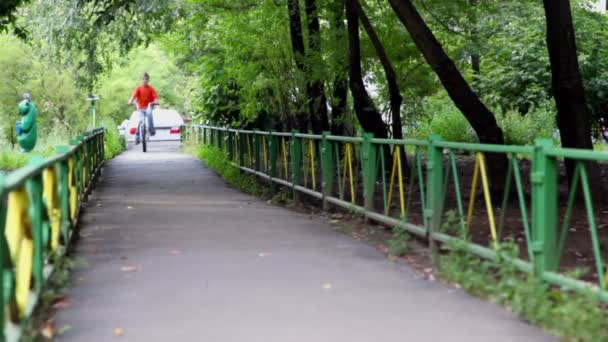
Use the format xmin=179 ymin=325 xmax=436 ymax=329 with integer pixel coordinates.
xmin=133 ymin=102 xmax=156 ymax=152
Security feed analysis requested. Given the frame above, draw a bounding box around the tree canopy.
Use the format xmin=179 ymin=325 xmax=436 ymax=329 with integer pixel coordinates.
xmin=2 ymin=0 xmax=608 ymax=156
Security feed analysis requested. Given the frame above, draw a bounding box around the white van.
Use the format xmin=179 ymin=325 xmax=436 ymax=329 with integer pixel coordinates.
xmin=125 ymin=108 xmax=184 ymax=142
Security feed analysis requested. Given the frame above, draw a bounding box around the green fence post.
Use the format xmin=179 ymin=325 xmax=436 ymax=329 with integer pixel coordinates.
xmin=253 ymin=130 xmax=261 ymax=171
xmin=0 ymin=174 xmax=6 ymax=341
xmin=531 ymin=139 xmax=558 ymax=274
xmin=321 ymin=131 xmax=334 ymax=210
xmin=56 ymin=146 xmax=72 ymax=239
xmin=218 ymin=129 xmax=224 ymax=150
xmin=291 ymin=130 xmax=302 ymax=203
xmin=362 ymin=132 xmax=377 ymax=213
xmin=427 ymin=135 xmax=444 ymax=260
xmin=26 ymin=156 xmax=45 ymax=292
xmin=238 ymin=132 xmax=246 ymax=167
xmin=69 ymin=139 xmax=82 ymax=198
xmin=269 ymin=131 xmax=279 ymax=179
xmin=227 ymin=130 xmax=234 ymax=161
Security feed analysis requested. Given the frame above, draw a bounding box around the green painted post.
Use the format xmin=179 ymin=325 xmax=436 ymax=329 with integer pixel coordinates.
xmin=70 ymin=139 xmax=82 ymax=198
xmin=56 ymin=146 xmax=73 ymax=236
xmin=362 ymin=132 xmax=377 ymax=213
xmin=291 ymin=130 xmax=302 ymax=203
xmin=238 ymin=133 xmax=246 ymax=167
xmin=26 ymin=156 xmax=45 ymax=291
xmin=532 ymin=139 xmax=558 ymax=274
xmin=427 ymin=135 xmax=444 ymax=261
xmin=269 ymin=132 xmax=279 ymax=179
xmin=253 ymin=130 xmax=261 ymax=171
xmin=202 ymin=127 xmax=206 ymax=145
xmin=321 ymin=131 xmax=334 ymax=210
xmin=227 ymin=131 xmax=234 ymax=161
xmin=0 ymin=173 xmax=7 ymax=339
xmin=218 ymin=129 xmax=224 ymax=150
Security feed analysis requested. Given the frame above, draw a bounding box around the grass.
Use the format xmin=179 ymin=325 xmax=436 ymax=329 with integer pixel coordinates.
xmin=194 ymin=144 xmax=271 ymax=197
xmin=440 ymin=240 xmax=608 ymax=341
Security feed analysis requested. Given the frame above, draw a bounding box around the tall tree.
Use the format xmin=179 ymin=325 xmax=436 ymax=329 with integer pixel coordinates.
xmin=287 ymin=0 xmax=309 ymax=130
xmin=542 ymin=0 xmax=594 ymax=179
xmin=387 ymin=0 xmax=506 ymax=183
xmin=345 ymin=0 xmax=389 ymax=140
xmin=329 ymin=0 xmax=349 ymax=135
xmin=356 ymin=0 xmax=403 ymax=140
xmin=304 ymin=0 xmax=330 ymax=133
xmin=0 ymin=0 xmax=29 ymax=37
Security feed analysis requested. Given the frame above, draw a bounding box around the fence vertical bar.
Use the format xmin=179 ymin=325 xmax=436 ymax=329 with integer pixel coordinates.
xmin=321 ymin=132 xmax=334 ymax=210
xmin=0 ymin=174 xmax=6 ymax=341
xmin=253 ymin=130 xmax=261 ymax=171
xmin=218 ymin=129 xmax=224 ymax=150
xmin=427 ymin=135 xmax=444 ymax=260
xmin=531 ymin=139 xmax=558 ymax=274
xmin=227 ymin=130 xmax=234 ymax=161
xmin=269 ymin=131 xmax=279 ymax=181
xmin=238 ymin=132 xmax=246 ymax=167
xmin=291 ymin=130 xmax=302 ymax=203
xmin=362 ymin=133 xmax=377 ymax=213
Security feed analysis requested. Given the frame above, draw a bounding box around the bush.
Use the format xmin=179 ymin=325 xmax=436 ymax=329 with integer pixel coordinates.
xmin=102 ymin=119 xmax=126 ymax=160
xmin=409 ymin=95 xmax=477 ymax=143
xmin=409 ymin=94 xmax=556 ymax=145
xmin=496 ymin=101 xmax=556 ymax=145
xmin=197 ymin=146 xmax=268 ymax=196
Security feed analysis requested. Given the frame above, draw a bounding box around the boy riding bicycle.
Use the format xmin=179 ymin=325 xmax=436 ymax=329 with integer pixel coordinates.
xmin=128 ymin=72 xmax=158 ymax=144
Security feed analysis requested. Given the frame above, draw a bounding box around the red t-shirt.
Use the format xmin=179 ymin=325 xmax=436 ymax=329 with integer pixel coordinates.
xmin=132 ymin=85 xmax=158 ymax=110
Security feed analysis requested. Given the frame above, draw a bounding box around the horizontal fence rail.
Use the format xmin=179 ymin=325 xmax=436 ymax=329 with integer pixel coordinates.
xmin=1 ymin=128 xmax=105 ymax=341
xmin=184 ymin=124 xmax=608 ymax=303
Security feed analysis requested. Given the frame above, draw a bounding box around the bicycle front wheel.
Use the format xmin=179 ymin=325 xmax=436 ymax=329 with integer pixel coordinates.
xmin=141 ymin=123 xmax=147 ymax=153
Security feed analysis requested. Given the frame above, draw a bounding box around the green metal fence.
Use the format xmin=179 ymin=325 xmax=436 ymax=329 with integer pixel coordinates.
xmin=184 ymin=124 xmax=608 ymax=302
xmin=0 ymin=128 xmax=105 ymax=341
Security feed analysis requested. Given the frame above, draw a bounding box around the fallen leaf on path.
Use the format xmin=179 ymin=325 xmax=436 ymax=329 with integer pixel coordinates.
xmin=113 ymin=328 xmax=124 ymax=337
xmin=126 ymin=206 xmax=133 ymax=210
xmin=329 ymin=219 xmax=340 ymax=224
xmin=51 ymin=296 xmax=72 ymax=310
xmin=322 ymin=283 xmax=333 ymax=290
xmin=258 ymin=252 xmax=271 ymax=257
xmin=40 ymin=320 xmax=56 ymax=339
xmin=170 ymin=250 xmax=182 ymax=255
xmin=96 ymin=203 xmax=103 ymax=207
xmin=121 ymin=266 xmax=138 ymax=273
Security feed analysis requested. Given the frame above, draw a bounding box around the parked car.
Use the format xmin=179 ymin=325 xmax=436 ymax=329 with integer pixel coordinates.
xmin=125 ymin=108 xmax=184 ymax=142
xmin=118 ymin=119 xmax=130 ymax=137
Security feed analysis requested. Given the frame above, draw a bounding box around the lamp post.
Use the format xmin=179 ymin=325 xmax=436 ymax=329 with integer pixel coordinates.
xmin=87 ymin=95 xmax=100 ymax=129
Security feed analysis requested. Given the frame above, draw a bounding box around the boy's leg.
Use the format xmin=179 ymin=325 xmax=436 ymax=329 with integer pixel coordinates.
xmin=136 ymin=110 xmax=146 ymax=144
xmin=147 ymin=110 xmax=156 ymax=136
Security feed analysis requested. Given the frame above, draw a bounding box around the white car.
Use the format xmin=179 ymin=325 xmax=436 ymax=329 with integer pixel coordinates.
xmin=125 ymin=108 xmax=184 ymax=142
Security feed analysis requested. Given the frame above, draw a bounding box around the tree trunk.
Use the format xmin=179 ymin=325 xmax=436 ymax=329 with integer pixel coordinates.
xmin=287 ymin=0 xmax=310 ymax=131
xmin=345 ymin=0 xmax=389 ymax=140
xmin=542 ymin=0 xmax=595 ymax=183
xmin=305 ymin=0 xmax=330 ymax=133
xmin=356 ymin=0 xmax=406 ymax=171
xmin=387 ymin=0 xmax=507 ymax=187
xmin=469 ymin=0 xmax=481 ymax=91
xmin=330 ymin=0 xmax=349 ymax=136
xmin=356 ymin=1 xmax=403 ymax=140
